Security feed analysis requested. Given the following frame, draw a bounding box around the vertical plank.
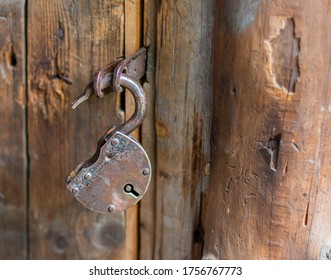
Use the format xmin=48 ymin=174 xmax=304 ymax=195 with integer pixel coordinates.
xmin=28 ymin=0 xmax=126 ymax=259
xmin=0 ymin=0 xmax=26 ymax=259
xmin=155 ymin=0 xmax=214 ymax=259
xmin=139 ymin=0 xmax=157 ymax=260
xmin=306 ymin=1 xmax=331 ymax=258
xmin=203 ymin=0 xmax=331 ymax=259
xmin=124 ymin=0 xmax=142 ymax=260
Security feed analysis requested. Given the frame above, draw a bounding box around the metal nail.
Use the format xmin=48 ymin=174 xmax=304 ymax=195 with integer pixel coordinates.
xmin=111 ymin=138 xmax=119 ymax=146
xmin=142 ymin=168 xmax=150 ymax=176
xmin=107 ymin=204 xmax=116 ymax=213
xmin=72 ymin=187 xmax=79 ymax=194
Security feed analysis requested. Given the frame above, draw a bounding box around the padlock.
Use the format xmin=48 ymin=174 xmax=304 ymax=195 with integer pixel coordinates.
xmin=66 ymin=73 xmax=151 ymax=213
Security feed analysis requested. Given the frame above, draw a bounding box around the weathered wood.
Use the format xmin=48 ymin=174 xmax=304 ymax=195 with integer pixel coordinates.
xmin=0 ymin=0 xmax=26 ymax=259
xmin=139 ymin=0 xmax=157 ymax=260
xmin=27 ymin=0 xmax=126 ymax=259
xmin=124 ymin=0 xmax=142 ymax=260
xmin=154 ymin=0 xmax=214 ymax=259
xmin=203 ymin=0 xmax=331 ymax=260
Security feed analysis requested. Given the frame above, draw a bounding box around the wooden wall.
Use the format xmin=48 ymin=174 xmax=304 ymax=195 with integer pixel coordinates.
xmin=0 ymin=0 xmax=133 ymax=260
xmin=0 ymin=0 xmax=26 ymax=259
xmin=145 ymin=0 xmax=214 ymax=259
xmin=1 ymin=0 xmax=331 ymax=260
xmin=202 ymin=0 xmax=331 ymax=260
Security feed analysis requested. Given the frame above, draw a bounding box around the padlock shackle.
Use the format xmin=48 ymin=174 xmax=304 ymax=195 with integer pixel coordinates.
xmin=114 ymin=74 xmax=147 ymax=136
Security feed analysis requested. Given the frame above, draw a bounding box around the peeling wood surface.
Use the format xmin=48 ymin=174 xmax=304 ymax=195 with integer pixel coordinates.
xmin=203 ymin=0 xmax=331 ymax=260
xmin=27 ymin=0 xmax=126 ymax=259
xmin=154 ymin=0 xmax=214 ymax=259
xmin=0 ymin=0 xmax=26 ymax=260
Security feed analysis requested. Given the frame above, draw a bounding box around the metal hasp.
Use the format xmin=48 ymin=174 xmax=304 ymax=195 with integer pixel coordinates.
xmin=66 ymin=48 xmax=151 ymax=213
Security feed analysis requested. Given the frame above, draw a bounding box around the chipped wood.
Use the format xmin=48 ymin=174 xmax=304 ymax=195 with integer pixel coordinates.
xmin=203 ymin=0 xmax=331 ymax=260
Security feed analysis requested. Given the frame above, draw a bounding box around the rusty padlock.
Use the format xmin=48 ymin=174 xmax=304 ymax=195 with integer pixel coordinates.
xmin=66 ymin=49 xmax=151 ymax=213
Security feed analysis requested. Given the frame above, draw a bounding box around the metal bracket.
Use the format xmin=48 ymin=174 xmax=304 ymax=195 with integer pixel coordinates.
xmin=71 ymin=47 xmax=147 ymax=108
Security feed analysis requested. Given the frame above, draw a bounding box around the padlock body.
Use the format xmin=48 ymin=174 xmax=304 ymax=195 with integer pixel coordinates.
xmin=67 ymin=131 xmax=151 ymax=213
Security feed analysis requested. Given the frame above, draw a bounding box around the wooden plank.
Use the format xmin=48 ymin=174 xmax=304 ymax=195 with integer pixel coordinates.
xmin=139 ymin=0 xmax=157 ymax=260
xmin=203 ymin=0 xmax=331 ymax=259
xmin=0 ymin=0 xmax=26 ymax=260
xmin=154 ymin=0 xmax=214 ymax=259
xmin=27 ymin=0 xmax=126 ymax=259
xmin=124 ymin=0 xmax=142 ymax=260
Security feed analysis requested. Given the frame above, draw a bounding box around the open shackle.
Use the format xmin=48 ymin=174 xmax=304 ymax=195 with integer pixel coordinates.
xmin=65 ymin=48 xmax=151 ymax=213
xmin=66 ymin=48 xmax=149 ymax=186
xmin=110 ymin=74 xmax=147 ymax=136
xmin=71 ymin=47 xmax=148 ymax=137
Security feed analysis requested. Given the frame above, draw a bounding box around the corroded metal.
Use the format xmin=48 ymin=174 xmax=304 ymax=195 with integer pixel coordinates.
xmin=66 ymin=131 xmax=151 ymax=213
xmin=66 ymin=48 xmax=151 ymax=213
xmin=107 ymin=74 xmax=147 ymax=137
xmin=71 ymin=47 xmax=147 ymax=108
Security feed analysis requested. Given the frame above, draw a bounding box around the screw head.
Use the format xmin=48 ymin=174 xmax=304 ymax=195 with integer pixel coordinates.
xmin=107 ymin=204 xmax=116 ymax=213
xmin=71 ymin=187 xmax=79 ymax=194
xmin=111 ymin=138 xmax=119 ymax=147
xmin=142 ymin=168 xmax=150 ymax=176
xmin=105 ymin=153 xmax=114 ymax=161
xmin=84 ymin=172 xmax=92 ymax=180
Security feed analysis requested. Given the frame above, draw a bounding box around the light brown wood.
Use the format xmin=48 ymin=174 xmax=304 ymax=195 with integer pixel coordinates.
xmin=203 ymin=0 xmax=331 ymax=260
xmin=27 ymin=0 xmax=126 ymax=259
xmin=0 ymin=0 xmax=26 ymax=260
xmin=139 ymin=0 xmax=157 ymax=260
xmin=154 ymin=0 xmax=214 ymax=259
xmin=124 ymin=0 xmax=142 ymax=260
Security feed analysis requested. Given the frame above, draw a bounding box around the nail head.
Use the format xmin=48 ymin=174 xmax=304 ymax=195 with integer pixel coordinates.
xmin=107 ymin=204 xmax=116 ymax=213
xmin=72 ymin=187 xmax=79 ymax=194
xmin=84 ymin=172 xmax=92 ymax=180
xmin=142 ymin=168 xmax=150 ymax=176
xmin=111 ymin=138 xmax=119 ymax=146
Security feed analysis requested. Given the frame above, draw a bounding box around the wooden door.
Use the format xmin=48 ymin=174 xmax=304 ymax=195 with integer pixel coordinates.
xmin=1 ymin=0 xmax=331 ymax=260
xmin=0 ymin=0 xmax=141 ymax=260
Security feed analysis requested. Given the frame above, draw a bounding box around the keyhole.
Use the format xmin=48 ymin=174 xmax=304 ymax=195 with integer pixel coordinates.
xmin=124 ymin=184 xmax=140 ymax=197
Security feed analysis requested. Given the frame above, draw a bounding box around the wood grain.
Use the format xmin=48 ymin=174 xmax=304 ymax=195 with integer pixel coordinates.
xmin=0 ymin=0 xmax=26 ymax=260
xmin=27 ymin=0 xmax=126 ymax=259
xmin=203 ymin=0 xmax=331 ymax=260
xmin=124 ymin=0 xmax=142 ymax=260
xmin=154 ymin=0 xmax=214 ymax=259
xmin=139 ymin=0 xmax=157 ymax=260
